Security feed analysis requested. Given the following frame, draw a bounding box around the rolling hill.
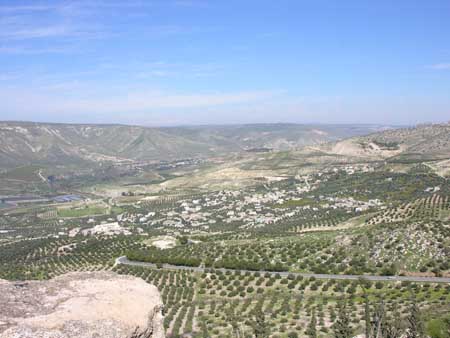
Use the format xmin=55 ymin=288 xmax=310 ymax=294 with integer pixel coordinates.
xmin=0 ymin=121 xmax=385 ymax=169
xmin=315 ymin=123 xmax=450 ymax=162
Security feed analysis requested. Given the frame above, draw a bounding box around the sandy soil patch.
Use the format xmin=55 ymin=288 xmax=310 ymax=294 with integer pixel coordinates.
xmin=146 ymin=236 xmax=177 ymax=249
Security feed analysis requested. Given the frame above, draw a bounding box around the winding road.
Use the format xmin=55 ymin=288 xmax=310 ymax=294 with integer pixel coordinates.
xmin=116 ymin=256 xmax=450 ymax=283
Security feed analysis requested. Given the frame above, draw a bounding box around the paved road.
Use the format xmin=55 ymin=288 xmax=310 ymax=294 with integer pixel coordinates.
xmin=116 ymin=257 xmax=450 ymax=283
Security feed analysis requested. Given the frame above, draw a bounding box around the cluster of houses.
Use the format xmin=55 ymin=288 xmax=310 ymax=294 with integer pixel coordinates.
xmin=111 ymin=164 xmax=381 ymax=231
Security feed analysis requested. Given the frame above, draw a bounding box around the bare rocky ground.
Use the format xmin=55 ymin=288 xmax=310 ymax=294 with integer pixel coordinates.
xmin=0 ymin=272 xmax=165 ymax=338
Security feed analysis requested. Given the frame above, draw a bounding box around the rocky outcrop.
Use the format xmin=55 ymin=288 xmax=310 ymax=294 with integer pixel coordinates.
xmin=0 ymin=271 xmax=165 ymax=338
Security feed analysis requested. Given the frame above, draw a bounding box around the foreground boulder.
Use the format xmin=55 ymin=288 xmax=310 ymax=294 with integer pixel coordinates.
xmin=0 ymin=271 xmax=165 ymax=338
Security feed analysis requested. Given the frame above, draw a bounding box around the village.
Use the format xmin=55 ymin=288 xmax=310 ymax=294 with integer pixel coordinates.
xmin=113 ymin=164 xmax=381 ymax=233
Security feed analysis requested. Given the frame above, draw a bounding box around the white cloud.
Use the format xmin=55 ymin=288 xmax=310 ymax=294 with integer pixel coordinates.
xmin=172 ymin=1 xmax=210 ymax=8
xmin=0 ymin=5 xmax=56 ymax=13
xmin=0 ymin=25 xmax=72 ymax=40
xmin=0 ymin=87 xmax=280 ymax=117
xmin=0 ymin=3 xmax=97 ymax=41
xmin=0 ymin=1 xmax=198 ymax=47
xmin=135 ymin=61 xmax=222 ymax=79
xmin=2 ymin=86 xmax=449 ymax=126
xmin=0 ymin=45 xmax=74 ymax=54
xmin=428 ymin=63 xmax=450 ymax=70
xmin=0 ymin=73 xmax=20 ymax=81
xmin=76 ymin=90 xmax=278 ymax=111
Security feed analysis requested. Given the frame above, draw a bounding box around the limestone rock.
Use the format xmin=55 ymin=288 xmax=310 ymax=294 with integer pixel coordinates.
xmin=0 ymin=271 xmax=165 ymax=338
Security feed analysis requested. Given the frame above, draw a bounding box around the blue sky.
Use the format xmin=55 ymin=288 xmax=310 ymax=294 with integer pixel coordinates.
xmin=0 ymin=0 xmax=449 ymax=125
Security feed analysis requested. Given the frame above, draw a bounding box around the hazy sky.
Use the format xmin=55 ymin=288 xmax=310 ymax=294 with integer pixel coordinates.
xmin=1 ymin=0 xmax=449 ymax=126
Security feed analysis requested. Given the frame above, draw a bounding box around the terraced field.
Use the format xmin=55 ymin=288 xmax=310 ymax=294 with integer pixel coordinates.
xmin=115 ymin=264 xmax=450 ymax=338
xmin=0 ymin=235 xmax=142 ymax=280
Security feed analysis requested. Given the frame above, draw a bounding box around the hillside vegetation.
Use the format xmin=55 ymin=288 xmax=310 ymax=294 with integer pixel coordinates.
xmin=0 ymin=122 xmax=385 ymax=168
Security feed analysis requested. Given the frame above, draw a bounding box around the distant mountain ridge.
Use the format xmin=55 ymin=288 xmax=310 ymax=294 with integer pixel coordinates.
xmin=0 ymin=121 xmax=386 ymax=168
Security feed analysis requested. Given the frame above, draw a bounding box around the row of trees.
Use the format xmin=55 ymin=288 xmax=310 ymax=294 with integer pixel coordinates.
xmin=250 ymin=294 xmax=427 ymax=338
xmin=126 ymin=249 xmax=202 ymax=267
xmin=126 ymin=248 xmax=290 ymax=271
